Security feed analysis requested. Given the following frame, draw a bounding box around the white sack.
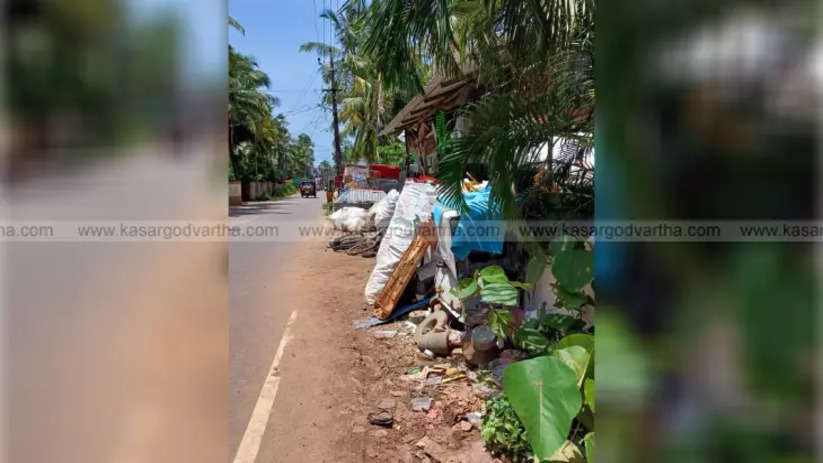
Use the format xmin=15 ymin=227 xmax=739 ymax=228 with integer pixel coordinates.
xmin=432 ymin=210 xmax=460 ymax=316
xmin=364 ymin=182 xmax=438 ymax=304
xmin=368 ymin=189 xmax=400 ymax=232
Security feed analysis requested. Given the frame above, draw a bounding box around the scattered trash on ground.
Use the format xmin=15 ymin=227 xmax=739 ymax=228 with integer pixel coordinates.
xmin=443 ymin=373 xmax=467 ymax=384
xmin=351 ymin=296 xmax=432 ymax=329
xmin=339 ymin=177 xmax=591 ymax=462
xmin=328 ymin=231 xmax=383 ymax=257
xmin=411 ymin=396 xmax=433 ymax=412
xmin=424 ymin=375 xmax=442 ymax=386
xmin=368 ymin=410 xmax=394 ymax=428
xmin=371 ymin=329 xmax=398 ymax=339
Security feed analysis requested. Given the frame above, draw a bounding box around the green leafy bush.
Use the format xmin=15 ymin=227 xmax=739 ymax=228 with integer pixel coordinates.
xmin=513 ymin=310 xmax=588 ymax=356
xmin=451 ymin=265 xmax=532 ymax=344
xmin=272 ymin=183 xmax=297 ymax=198
xmin=481 ymin=396 xmax=533 ymax=462
xmin=456 ymin=244 xmax=596 ymax=461
xmin=506 ymin=239 xmax=595 ymax=461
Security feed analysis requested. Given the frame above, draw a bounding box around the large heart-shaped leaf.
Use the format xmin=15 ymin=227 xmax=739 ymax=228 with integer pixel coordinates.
xmin=556 ymin=333 xmax=595 ymax=380
xmin=553 ymin=346 xmax=591 ymax=387
xmin=480 ymin=282 xmax=519 ymax=306
xmin=503 ymin=356 xmax=582 ymax=460
xmin=554 ymin=285 xmax=589 ymax=310
xmin=555 ymin=333 xmax=594 ymax=355
xmin=552 ymin=248 xmax=593 ymax=292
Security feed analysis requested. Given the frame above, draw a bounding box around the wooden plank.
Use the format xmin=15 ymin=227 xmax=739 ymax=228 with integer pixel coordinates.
xmin=374 ymin=224 xmax=435 ymax=319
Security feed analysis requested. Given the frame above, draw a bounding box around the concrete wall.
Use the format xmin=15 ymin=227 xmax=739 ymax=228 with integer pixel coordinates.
xmin=234 ymin=181 xmax=279 ymax=203
xmin=229 ymin=181 xmax=242 ymax=205
xmin=248 ymin=181 xmax=259 ymax=201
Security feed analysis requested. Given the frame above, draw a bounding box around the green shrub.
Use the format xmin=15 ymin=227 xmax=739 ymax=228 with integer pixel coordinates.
xmin=482 ymin=396 xmax=532 ymax=462
xmin=272 ymin=183 xmax=297 ymax=198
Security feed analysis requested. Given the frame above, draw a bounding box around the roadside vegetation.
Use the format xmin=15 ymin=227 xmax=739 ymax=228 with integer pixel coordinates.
xmin=453 ymin=241 xmax=594 ymax=461
xmin=299 ymin=2 xmax=421 ymax=166
xmin=229 ymin=18 xmax=316 ymax=182
xmin=258 ymin=183 xmax=299 ymax=201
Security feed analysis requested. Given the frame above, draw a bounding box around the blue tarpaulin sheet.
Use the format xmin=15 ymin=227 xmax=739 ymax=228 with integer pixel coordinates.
xmin=433 ymin=187 xmax=504 ymax=260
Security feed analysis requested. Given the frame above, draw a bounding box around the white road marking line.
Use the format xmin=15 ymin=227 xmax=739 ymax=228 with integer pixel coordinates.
xmin=232 ymin=310 xmax=298 ymax=463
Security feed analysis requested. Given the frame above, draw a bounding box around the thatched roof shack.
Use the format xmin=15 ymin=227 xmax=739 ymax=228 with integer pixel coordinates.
xmin=380 ymin=76 xmax=483 ymax=176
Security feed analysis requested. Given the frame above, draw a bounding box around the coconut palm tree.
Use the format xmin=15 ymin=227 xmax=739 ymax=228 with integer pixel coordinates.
xmin=228 ymin=47 xmax=283 ymax=179
xmin=363 ymin=0 xmax=595 ymax=216
xmin=302 ymin=3 xmax=419 ymax=165
xmin=229 ymin=17 xmax=292 ymax=181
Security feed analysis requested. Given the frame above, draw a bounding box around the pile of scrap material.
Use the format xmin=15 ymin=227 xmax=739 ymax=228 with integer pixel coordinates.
xmin=333 ymin=188 xmax=387 ymax=211
xmin=327 ymin=190 xmax=401 ymax=258
xmin=360 ymin=183 xmax=516 ymax=357
xmin=364 ymin=181 xmax=439 ymax=309
xmin=373 ymin=229 xmax=433 ymax=319
xmin=461 ymin=176 xmax=488 ymax=193
xmin=328 ymin=231 xmax=383 ymax=257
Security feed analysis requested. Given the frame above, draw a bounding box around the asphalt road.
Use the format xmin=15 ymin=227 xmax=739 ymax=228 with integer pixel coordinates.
xmin=229 ymin=194 xmax=326 ymax=459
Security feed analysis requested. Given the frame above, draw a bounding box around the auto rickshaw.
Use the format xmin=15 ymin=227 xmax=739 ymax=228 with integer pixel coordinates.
xmin=299 ymin=180 xmax=317 ymax=198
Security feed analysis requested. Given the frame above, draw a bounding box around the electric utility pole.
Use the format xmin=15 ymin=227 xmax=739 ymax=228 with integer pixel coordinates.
xmin=325 ymin=54 xmax=344 ymax=177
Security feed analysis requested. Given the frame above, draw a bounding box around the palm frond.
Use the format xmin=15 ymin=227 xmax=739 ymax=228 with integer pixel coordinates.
xmin=437 ymin=61 xmax=593 ymax=218
xmin=319 ymin=9 xmax=340 ymax=28
xmin=363 ymin=0 xmax=459 ymax=92
xmin=228 ymin=16 xmax=245 ymax=35
xmin=299 ymin=41 xmax=343 ymax=58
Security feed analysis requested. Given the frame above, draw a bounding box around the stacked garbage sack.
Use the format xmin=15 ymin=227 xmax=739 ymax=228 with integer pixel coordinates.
xmin=327 ymin=189 xmax=400 ymax=257
xmin=364 ymin=182 xmax=438 ymax=309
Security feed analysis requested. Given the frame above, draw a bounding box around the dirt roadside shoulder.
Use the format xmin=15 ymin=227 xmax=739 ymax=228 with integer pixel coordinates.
xmin=255 ymin=219 xmax=498 ymax=463
xmin=255 ymin=226 xmax=374 ymax=462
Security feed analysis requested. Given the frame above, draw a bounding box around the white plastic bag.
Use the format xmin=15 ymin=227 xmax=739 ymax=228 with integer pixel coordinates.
xmin=364 ymin=183 xmax=437 ymax=304
xmin=328 ymin=207 xmax=372 ymax=233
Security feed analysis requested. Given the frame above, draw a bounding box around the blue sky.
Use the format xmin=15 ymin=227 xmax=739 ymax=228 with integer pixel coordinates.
xmin=229 ymin=0 xmax=337 ymax=166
